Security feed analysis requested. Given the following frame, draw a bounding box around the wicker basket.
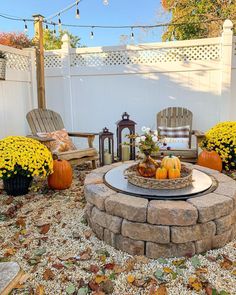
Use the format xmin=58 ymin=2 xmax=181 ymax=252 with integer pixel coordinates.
xmin=124 ymin=164 xmax=192 ymax=190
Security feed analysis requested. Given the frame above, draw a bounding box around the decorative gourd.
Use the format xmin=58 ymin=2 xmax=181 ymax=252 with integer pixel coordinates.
xmin=48 ymin=159 xmax=73 ymax=190
xmin=161 ymin=154 xmax=181 ymax=171
xmin=155 ymin=167 xmax=168 ymax=179
xmin=197 ymin=150 xmax=222 ymax=172
xmin=168 ymin=166 xmax=181 ymax=179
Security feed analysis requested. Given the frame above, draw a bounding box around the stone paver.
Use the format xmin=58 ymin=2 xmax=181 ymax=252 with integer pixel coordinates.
xmin=84 ymin=172 xmax=104 ymax=185
xmin=171 ymin=222 xmax=216 ymax=243
xmin=193 ymin=165 xmax=220 ymax=175
xmin=105 ymin=193 xmax=148 ymax=222
xmin=195 ymin=238 xmax=212 ymax=254
xmin=214 ymin=215 xmax=232 ymax=234
xmin=121 ymin=219 xmax=170 ymax=243
xmin=212 ymin=229 xmax=232 ymax=249
xmin=91 ymin=207 xmax=122 ymax=234
xmin=148 ymin=200 xmax=198 ymax=226
xmin=104 ymin=229 xmax=117 ymax=247
xmin=84 ymin=183 xmax=116 ymax=210
xmin=146 ymin=242 xmax=195 ymax=259
xmin=90 ymin=222 xmax=104 ymax=240
xmin=116 ymin=235 xmax=145 ymax=256
xmin=0 ymin=262 xmax=21 ymax=294
xmin=187 ymin=193 xmax=234 ymax=223
xmin=214 ymin=183 xmax=236 ymax=205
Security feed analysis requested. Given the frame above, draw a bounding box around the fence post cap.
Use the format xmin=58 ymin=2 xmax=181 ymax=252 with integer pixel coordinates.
xmin=223 ymin=19 xmax=233 ymax=30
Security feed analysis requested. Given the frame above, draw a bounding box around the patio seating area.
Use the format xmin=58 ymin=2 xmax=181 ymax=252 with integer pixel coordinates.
xmin=0 ymin=2 xmax=236 ymax=294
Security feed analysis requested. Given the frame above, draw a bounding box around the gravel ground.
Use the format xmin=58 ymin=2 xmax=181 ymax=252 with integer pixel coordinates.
xmin=0 ymin=164 xmax=236 ymax=295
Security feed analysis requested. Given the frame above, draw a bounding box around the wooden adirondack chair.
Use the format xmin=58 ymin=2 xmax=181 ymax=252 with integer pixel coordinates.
xmin=26 ymin=109 xmax=98 ymax=168
xmin=155 ymin=107 xmax=205 ymax=163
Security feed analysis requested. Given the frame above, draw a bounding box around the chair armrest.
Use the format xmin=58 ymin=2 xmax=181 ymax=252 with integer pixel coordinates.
xmin=27 ymin=135 xmax=55 ymax=143
xmin=68 ymin=132 xmax=99 ymax=138
xmin=192 ymin=130 xmax=205 ymax=137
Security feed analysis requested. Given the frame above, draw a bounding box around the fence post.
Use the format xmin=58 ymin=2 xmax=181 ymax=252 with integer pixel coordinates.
xmin=220 ymin=19 xmax=234 ymax=121
xmin=23 ymin=48 xmax=38 ymax=110
xmin=61 ymin=34 xmax=74 ymax=131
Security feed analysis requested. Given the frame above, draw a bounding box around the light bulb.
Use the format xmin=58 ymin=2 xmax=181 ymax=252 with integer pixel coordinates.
xmin=24 ymin=20 xmax=28 ymax=33
xmin=131 ymin=31 xmax=134 ymax=40
xmin=76 ymin=8 xmax=80 ymax=19
xmin=90 ymin=31 xmax=94 ymax=39
xmin=103 ymin=0 xmax=109 ymax=5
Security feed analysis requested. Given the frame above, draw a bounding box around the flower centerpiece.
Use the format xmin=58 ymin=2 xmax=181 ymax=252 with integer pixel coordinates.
xmin=134 ymin=127 xmax=165 ymax=177
xmin=0 ymin=136 xmax=53 ymax=196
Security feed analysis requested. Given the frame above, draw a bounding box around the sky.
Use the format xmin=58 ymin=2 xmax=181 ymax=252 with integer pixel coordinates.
xmin=0 ymin=0 xmax=168 ymax=47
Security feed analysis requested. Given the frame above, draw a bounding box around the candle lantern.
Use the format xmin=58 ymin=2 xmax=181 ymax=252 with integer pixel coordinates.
xmin=116 ymin=112 xmax=136 ymax=161
xmin=99 ymin=127 xmax=114 ymax=166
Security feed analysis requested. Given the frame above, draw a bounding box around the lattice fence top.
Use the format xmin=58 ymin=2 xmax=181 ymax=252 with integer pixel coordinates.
xmin=44 ymin=54 xmax=62 ymax=69
xmin=3 ymin=51 xmax=31 ymax=71
xmin=70 ymin=43 xmax=220 ymax=68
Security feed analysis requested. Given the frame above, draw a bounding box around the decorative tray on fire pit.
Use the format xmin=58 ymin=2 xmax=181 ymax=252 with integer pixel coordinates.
xmin=124 ymin=164 xmax=192 ymax=190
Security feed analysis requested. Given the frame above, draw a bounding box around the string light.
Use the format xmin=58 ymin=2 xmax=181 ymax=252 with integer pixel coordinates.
xmin=45 ymin=24 xmax=49 ymax=30
xmin=53 ymin=24 xmax=56 ymax=35
xmin=76 ymin=0 xmax=80 ymax=19
xmin=23 ymin=19 xmax=28 ymax=32
xmin=90 ymin=28 xmax=94 ymax=39
xmin=58 ymin=13 xmax=62 ymax=30
xmin=103 ymin=0 xmax=109 ymax=5
xmin=131 ymin=28 xmax=134 ymax=40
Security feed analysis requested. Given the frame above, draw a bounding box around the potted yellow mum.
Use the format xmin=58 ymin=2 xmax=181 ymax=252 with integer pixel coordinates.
xmin=0 ymin=136 xmax=53 ymax=196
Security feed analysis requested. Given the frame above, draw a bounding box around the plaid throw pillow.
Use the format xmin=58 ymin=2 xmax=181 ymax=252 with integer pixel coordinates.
xmin=158 ymin=125 xmax=190 ymax=138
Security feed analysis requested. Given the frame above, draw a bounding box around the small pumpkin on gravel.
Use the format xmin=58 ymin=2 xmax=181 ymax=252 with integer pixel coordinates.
xmin=161 ymin=154 xmax=181 ymax=171
xmin=48 ymin=158 xmax=73 ymax=190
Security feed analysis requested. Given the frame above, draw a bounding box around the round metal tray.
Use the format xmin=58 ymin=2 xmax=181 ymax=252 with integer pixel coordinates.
xmin=104 ymin=163 xmax=217 ymax=200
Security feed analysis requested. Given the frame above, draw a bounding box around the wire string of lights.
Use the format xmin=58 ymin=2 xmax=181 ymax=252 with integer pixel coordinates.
xmin=0 ymin=0 xmax=234 ymax=40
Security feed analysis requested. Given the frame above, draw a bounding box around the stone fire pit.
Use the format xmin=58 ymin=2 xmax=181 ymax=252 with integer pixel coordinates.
xmin=84 ymin=162 xmax=236 ymax=258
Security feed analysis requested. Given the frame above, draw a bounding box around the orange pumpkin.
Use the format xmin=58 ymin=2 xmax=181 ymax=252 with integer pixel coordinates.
xmin=48 ymin=159 xmax=73 ymax=190
xmin=156 ymin=167 xmax=168 ymax=179
xmin=161 ymin=154 xmax=181 ymax=171
xmin=168 ymin=166 xmax=181 ymax=179
xmin=197 ymin=150 xmax=222 ymax=172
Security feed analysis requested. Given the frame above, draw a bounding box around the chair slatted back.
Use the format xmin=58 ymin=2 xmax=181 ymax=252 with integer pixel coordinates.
xmin=26 ymin=109 xmax=65 ymax=134
xmin=157 ymin=107 xmax=193 ymax=148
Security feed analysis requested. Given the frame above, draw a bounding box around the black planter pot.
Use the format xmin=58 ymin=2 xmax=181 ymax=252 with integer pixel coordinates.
xmin=3 ymin=175 xmax=33 ymax=196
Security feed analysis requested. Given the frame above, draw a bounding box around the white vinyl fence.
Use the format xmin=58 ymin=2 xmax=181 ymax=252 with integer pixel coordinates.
xmin=44 ymin=20 xmax=236 ymax=149
xmin=0 ymin=45 xmax=37 ymax=139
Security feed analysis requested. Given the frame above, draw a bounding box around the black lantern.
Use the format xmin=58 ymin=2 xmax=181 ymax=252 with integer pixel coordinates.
xmin=116 ymin=112 xmax=136 ymax=161
xmin=99 ymin=127 xmax=114 ymax=166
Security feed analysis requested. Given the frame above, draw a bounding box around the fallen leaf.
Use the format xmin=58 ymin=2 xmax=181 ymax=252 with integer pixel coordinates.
xmin=220 ymin=255 xmax=233 ymax=270
xmin=125 ymin=258 xmax=135 ymax=272
xmin=232 ymin=269 xmax=236 ymax=276
xmin=52 ymin=263 xmax=64 ymax=270
xmin=104 ymin=263 xmax=115 ymax=270
xmin=172 ymin=259 xmax=186 ymax=266
xmin=127 ymin=274 xmax=135 ymax=283
xmin=188 ymin=277 xmax=203 ymax=292
xmin=89 ymin=264 xmax=99 ymax=273
xmin=195 ymin=267 xmax=208 ymax=276
xmin=58 ymin=253 xmax=75 ymax=261
xmin=88 ymin=280 xmax=100 ymax=291
xmin=39 ymin=224 xmax=50 ymax=234
xmin=156 ymin=284 xmax=168 ymax=295
xmin=43 ymin=268 xmax=55 ymax=281
xmin=16 ymin=217 xmax=26 ymax=228
xmin=95 ymin=275 xmax=108 ymax=284
xmin=4 ymin=248 xmax=16 ymax=256
xmin=84 ymin=229 xmax=92 ymax=239
xmin=66 ymin=283 xmax=76 ymax=294
xmin=4 ymin=196 xmax=13 ymax=205
xmin=35 ymin=284 xmax=45 ymax=295
xmin=77 ymin=287 xmax=89 ymax=295
xmin=163 ymin=267 xmax=173 ymax=274
xmin=206 ymin=256 xmax=217 ymax=262
xmin=133 ymin=279 xmax=146 ymax=287
xmin=158 ymin=258 xmax=168 ymax=265
xmin=100 ymin=279 xmax=114 ymax=294
xmin=154 ymin=269 xmax=164 ymax=280
xmin=190 ymin=256 xmax=201 ymax=268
